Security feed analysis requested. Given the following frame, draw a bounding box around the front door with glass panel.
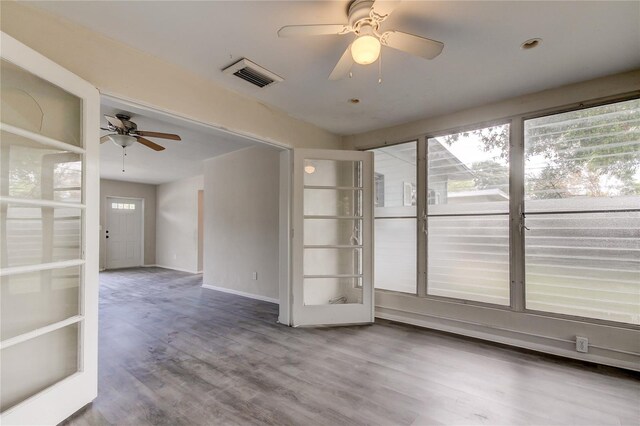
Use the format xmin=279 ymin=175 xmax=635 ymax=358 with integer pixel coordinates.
xmin=291 ymin=149 xmax=374 ymax=326
xmin=0 ymin=33 xmax=100 ymax=425
xmin=106 ymin=197 xmax=143 ymax=269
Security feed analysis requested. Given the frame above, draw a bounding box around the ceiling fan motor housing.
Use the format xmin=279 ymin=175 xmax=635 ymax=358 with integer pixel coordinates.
xmin=348 ymin=0 xmax=377 ymax=30
xmin=113 ymin=113 xmax=138 ymax=134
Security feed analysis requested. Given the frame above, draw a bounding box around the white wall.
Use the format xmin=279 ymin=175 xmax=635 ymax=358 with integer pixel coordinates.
xmin=100 ymin=179 xmax=156 ymax=269
xmin=203 ymin=146 xmax=280 ymax=302
xmin=156 ymin=175 xmax=204 ymax=273
xmin=1 ymin=1 xmax=341 ymax=150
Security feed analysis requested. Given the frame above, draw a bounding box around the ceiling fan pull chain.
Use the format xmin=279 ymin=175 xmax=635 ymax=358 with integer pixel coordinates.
xmin=378 ymin=49 xmax=383 ymax=84
xmin=122 ymin=147 xmax=126 ymax=172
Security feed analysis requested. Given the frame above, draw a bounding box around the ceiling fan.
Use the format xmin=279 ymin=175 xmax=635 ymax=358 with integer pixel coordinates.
xmin=100 ymin=113 xmax=182 ymax=151
xmin=278 ymin=0 xmax=444 ymax=80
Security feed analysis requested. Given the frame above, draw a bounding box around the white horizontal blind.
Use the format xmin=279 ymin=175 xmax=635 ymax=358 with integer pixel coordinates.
xmin=428 ymin=215 xmax=510 ymax=305
xmin=524 ymin=99 xmax=640 ymax=324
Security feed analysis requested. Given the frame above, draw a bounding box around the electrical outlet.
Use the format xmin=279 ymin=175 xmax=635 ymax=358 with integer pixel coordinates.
xmin=576 ymin=336 xmax=589 ymax=353
xmin=252 ymin=272 xmax=258 ymax=280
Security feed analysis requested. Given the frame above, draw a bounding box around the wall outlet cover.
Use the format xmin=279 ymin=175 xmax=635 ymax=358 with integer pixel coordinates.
xmin=252 ymin=272 xmax=258 ymax=280
xmin=576 ymin=336 xmax=589 ymax=353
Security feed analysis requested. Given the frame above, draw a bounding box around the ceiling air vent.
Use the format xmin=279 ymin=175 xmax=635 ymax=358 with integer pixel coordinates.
xmin=222 ymin=58 xmax=283 ymax=88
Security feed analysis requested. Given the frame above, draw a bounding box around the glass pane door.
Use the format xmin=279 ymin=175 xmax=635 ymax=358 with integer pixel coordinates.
xmin=292 ymin=149 xmax=373 ymax=326
xmin=0 ymin=33 xmax=99 ymax=425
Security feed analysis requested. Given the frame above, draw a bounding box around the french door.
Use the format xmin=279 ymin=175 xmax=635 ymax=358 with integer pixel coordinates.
xmin=0 ymin=33 xmax=100 ymax=424
xmin=291 ymin=149 xmax=374 ymax=326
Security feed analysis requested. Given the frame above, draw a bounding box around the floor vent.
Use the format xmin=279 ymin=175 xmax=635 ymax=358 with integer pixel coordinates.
xmin=222 ymin=58 xmax=283 ymax=88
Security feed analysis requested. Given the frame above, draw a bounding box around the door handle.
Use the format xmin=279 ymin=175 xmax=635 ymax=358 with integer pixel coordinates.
xmin=420 ymin=211 xmax=428 ymax=235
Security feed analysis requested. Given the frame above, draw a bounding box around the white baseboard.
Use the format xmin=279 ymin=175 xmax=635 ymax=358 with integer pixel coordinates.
xmin=202 ymin=284 xmax=279 ymax=304
xmin=376 ymin=308 xmax=640 ymax=372
xmin=146 ymin=264 xmax=201 ymax=274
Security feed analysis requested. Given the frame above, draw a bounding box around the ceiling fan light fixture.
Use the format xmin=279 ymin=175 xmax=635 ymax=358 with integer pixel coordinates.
xmin=304 ymin=160 xmax=316 ymax=174
xmin=351 ymin=34 xmax=381 ymax=65
xmin=108 ymin=134 xmax=137 ymax=148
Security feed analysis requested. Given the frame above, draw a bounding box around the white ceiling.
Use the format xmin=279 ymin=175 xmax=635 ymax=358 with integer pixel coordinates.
xmin=32 ymin=1 xmax=640 ymax=135
xmin=100 ymin=98 xmax=258 ymax=184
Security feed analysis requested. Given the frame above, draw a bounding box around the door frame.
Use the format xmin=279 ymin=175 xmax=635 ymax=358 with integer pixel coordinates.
xmin=100 ymin=92 xmax=294 ymax=324
xmin=104 ymin=195 xmax=144 ymax=269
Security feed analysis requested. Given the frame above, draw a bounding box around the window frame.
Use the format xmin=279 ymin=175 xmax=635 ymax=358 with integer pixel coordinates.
xmin=364 ymin=94 xmax=640 ymax=329
xmin=520 ymin=96 xmax=640 ymax=327
xmin=367 ymin=139 xmax=422 ymax=296
xmin=423 ymin=119 xmax=515 ymax=309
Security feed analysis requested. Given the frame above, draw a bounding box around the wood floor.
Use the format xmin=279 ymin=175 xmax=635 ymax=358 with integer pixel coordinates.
xmin=64 ymin=267 xmax=640 ymax=426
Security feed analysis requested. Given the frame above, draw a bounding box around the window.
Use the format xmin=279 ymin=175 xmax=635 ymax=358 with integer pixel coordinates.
xmin=371 ymin=142 xmax=417 ymax=294
xmin=111 ymin=202 xmax=135 ymax=210
xmin=524 ymin=99 xmax=640 ymax=324
xmin=368 ymin=98 xmax=638 ymax=326
xmin=427 ymin=124 xmax=511 ymax=305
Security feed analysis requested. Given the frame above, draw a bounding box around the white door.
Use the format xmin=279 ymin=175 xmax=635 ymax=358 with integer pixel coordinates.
xmin=0 ymin=33 xmax=100 ymax=425
xmin=291 ymin=149 xmax=374 ymax=326
xmin=106 ymin=197 xmax=143 ymax=269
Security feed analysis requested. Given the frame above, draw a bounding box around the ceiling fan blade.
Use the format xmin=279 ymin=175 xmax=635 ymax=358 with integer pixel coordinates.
xmin=136 ymin=137 xmax=166 ymax=151
xmin=278 ymin=24 xmax=350 ymax=38
xmin=100 ymin=135 xmax=111 ymax=144
xmin=380 ymin=30 xmax=444 ymax=59
xmin=329 ymin=44 xmax=354 ymax=81
xmin=104 ymin=115 xmax=125 ymax=129
xmin=135 ymin=131 xmax=181 ymax=141
xmin=370 ymin=0 xmax=402 ymax=22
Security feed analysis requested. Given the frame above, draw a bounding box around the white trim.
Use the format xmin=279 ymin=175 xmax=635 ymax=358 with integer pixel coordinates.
xmin=376 ymin=308 xmax=640 ymax=372
xmin=278 ymin=150 xmax=292 ymax=325
xmin=0 ymin=259 xmax=85 ymax=277
xmin=202 ymin=284 xmax=279 ymax=304
xmin=153 ymin=264 xmax=201 ymax=274
xmin=101 ymin=92 xmax=291 ymax=150
xmin=0 ymin=122 xmax=86 ymax=154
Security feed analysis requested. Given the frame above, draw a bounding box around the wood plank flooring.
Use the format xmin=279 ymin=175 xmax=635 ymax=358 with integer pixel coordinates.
xmin=63 ymin=267 xmax=640 ymax=426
